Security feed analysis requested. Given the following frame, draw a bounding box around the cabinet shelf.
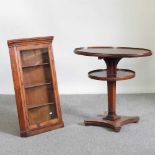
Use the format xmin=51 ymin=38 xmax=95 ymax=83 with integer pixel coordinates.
xmin=22 ymin=63 xmax=49 ymax=69
xmin=88 ymin=69 xmax=135 ymax=81
xmin=25 ymin=82 xmax=51 ymax=89
xmin=27 ymin=102 xmax=54 ymax=109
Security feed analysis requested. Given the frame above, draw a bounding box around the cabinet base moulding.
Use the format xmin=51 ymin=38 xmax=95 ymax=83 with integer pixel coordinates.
xmin=21 ymin=122 xmax=64 ymax=137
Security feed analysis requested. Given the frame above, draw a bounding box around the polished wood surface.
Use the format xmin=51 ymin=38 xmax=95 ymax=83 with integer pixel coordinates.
xmin=88 ymin=69 xmax=135 ymax=81
xmin=74 ymin=46 xmax=152 ymax=132
xmin=8 ymin=36 xmax=64 ymax=137
xmin=74 ymin=46 xmax=152 ymax=58
xmin=85 ymin=114 xmax=139 ymax=132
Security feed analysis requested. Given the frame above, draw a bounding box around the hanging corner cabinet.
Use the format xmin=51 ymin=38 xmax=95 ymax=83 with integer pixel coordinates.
xmin=8 ymin=36 xmax=64 ymax=137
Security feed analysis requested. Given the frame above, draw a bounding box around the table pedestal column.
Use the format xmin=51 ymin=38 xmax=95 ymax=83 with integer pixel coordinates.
xmin=84 ymin=58 xmax=139 ymax=132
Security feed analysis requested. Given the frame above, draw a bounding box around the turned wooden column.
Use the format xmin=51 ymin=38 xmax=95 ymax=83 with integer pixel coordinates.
xmin=104 ymin=58 xmax=121 ymax=121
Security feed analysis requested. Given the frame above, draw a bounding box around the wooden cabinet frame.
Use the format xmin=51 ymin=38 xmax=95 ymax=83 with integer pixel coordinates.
xmin=8 ymin=36 xmax=64 ymax=137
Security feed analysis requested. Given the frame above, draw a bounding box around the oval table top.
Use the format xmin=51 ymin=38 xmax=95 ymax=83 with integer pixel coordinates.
xmin=74 ymin=47 xmax=152 ymax=58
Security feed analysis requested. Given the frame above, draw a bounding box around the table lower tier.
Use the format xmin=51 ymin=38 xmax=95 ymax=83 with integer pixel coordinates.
xmin=87 ymin=68 xmax=138 ymax=131
xmin=84 ymin=114 xmax=139 ymax=132
xmin=88 ymin=69 xmax=135 ymax=81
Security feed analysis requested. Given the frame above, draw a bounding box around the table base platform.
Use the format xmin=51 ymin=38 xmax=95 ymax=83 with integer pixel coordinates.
xmin=84 ymin=114 xmax=139 ymax=132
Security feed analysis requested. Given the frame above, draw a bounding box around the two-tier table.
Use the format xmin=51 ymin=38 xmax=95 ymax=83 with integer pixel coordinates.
xmin=74 ymin=46 xmax=152 ymax=132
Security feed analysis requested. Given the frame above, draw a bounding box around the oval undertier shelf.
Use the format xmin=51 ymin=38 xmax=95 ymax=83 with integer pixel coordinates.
xmin=88 ymin=69 xmax=135 ymax=81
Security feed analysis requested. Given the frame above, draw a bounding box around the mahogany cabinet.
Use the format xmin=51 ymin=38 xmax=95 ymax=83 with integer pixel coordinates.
xmin=8 ymin=36 xmax=64 ymax=137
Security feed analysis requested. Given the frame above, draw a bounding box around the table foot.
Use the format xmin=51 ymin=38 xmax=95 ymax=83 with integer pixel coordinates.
xmin=84 ymin=115 xmax=139 ymax=132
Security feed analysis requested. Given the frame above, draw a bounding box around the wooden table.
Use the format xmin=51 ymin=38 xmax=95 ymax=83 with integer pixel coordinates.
xmin=74 ymin=46 xmax=152 ymax=132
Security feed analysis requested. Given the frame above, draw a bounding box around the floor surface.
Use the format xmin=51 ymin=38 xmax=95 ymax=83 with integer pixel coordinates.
xmin=0 ymin=94 xmax=155 ymax=155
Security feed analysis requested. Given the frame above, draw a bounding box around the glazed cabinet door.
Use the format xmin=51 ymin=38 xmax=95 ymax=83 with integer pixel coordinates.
xmin=19 ymin=47 xmax=58 ymax=127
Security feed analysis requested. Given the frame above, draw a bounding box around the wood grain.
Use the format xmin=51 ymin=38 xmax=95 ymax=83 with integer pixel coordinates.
xmin=8 ymin=36 xmax=64 ymax=137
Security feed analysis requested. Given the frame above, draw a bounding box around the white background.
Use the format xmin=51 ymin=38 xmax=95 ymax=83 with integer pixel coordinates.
xmin=0 ymin=0 xmax=154 ymax=94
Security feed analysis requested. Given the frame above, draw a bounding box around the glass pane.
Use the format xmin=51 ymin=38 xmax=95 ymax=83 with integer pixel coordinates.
xmin=19 ymin=48 xmax=58 ymax=126
xmin=23 ymin=65 xmax=51 ymax=87
xmin=20 ymin=48 xmax=49 ymax=66
xmin=28 ymin=104 xmax=57 ymax=125
xmin=25 ymin=85 xmax=54 ymax=106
